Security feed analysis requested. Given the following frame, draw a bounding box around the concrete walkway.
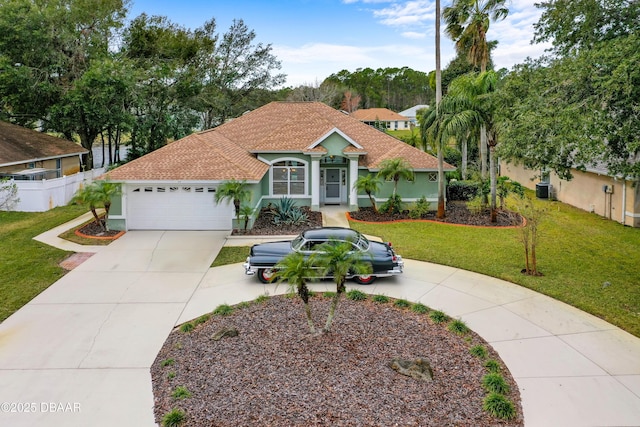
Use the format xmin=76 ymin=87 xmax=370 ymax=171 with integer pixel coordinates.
xmin=0 ymin=212 xmax=639 ymax=426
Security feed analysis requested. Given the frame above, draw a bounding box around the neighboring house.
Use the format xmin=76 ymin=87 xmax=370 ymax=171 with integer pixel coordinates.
xmin=106 ymin=101 xmax=454 ymax=231
xmin=0 ymin=121 xmax=87 ymax=180
xmin=502 ymin=161 xmax=640 ymax=227
xmin=0 ymin=121 xmax=95 ymax=212
xmin=399 ymin=105 xmax=429 ymax=126
xmin=350 ymin=108 xmax=411 ymax=131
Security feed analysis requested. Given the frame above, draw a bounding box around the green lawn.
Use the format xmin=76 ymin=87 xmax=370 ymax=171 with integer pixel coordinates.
xmin=350 ymin=199 xmax=640 ymax=338
xmin=0 ymin=205 xmax=87 ymax=322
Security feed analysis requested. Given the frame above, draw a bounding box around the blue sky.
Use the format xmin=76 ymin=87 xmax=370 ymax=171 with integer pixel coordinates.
xmin=128 ymin=0 xmax=551 ymax=87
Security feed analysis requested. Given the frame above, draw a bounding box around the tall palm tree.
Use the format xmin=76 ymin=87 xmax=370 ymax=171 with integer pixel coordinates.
xmin=273 ymin=252 xmax=318 ymax=334
xmin=420 ymin=105 xmax=448 ymax=218
xmin=353 ymin=174 xmax=382 ymax=213
xmin=315 ymin=240 xmax=371 ymax=333
xmin=443 ymin=0 xmax=509 ymax=179
xmin=434 ymin=0 xmax=445 ymax=219
xmin=436 ymin=71 xmax=500 ymax=222
xmin=214 ymin=179 xmax=250 ymax=217
xmin=376 ymin=158 xmax=414 ymax=196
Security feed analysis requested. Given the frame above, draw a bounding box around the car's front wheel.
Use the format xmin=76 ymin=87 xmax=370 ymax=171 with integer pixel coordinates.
xmin=354 ymin=274 xmax=376 ymax=285
xmin=257 ymin=268 xmax=276 ymax=284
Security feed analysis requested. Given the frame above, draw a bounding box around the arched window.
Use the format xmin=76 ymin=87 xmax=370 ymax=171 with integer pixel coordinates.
xmin=272 ymin=160 xmax=306 ymax=195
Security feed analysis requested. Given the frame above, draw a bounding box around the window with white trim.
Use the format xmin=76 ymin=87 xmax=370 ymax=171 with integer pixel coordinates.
xmin=427 ymin=172 xmax=438 ymax=182
xmin=272 ymin=160 xmax=306 ymax=195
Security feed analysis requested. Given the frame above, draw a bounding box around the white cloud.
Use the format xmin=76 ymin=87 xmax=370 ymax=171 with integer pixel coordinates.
xmin=402 ymin=31 xmax=427 ymax=39
xmin=373 ymin=1 xmax=435 ymax=26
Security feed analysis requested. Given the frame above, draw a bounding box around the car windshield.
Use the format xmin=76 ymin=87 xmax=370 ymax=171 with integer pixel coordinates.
xmin=355 ymin=234 xmax=369 ymax=251
xmin=291 ymin=235 xmax=305 ymax=251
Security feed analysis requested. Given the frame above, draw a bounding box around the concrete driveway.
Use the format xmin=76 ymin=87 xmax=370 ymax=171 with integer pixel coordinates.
xmin=1 ymin=230 xmax=639 ymax=426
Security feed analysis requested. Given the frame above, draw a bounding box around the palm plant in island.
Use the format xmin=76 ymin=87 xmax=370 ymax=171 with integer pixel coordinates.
xmin=71 ymin=180 xmax=121 ymax=231
xmin=273 ymin=252 xmax=318 ymax=334
xmin=315 ymin=240 xmax=372 ymax=333
xmin=214 ymin=179 xmax=250 ymax=217
xmin=353 ymin=174 xmax=381 ymax=213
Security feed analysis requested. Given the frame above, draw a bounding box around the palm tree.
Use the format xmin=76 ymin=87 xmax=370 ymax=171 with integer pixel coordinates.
xmin=443 ymin=0 xmax=509 ymax=179
xmin=433 ymin=71 xmax=500 ymax=222
xmin=214 ymin=179 xmax=250 ymax=217
xmin=376 ymin=158 xmax=414 ymax=196
xmin=434 ymin=0 xmax=445 ymax=219
xmin=71 ymin=180 xmax=121 ymax=231
xmin=273 ymin=252 xmax=318 ymax=334
xmin=420 ymin=105 xmax=448 ymax=219
xmin=353 ymin=174 xmax=381 ymax=213
xmin=315 ymin=240 xmax=372 ymax=333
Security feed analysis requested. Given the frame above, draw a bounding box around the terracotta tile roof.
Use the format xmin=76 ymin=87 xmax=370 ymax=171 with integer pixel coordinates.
xmin=108 ymin=102 xmax=451 ymax=181
xmin=350 ymin=108 xmax=409 ymax=122
xmin=0 ymin=121 xmax=87 ymax=166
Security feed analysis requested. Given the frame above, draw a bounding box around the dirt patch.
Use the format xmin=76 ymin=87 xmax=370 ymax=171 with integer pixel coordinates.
xmin=152 ymin=296 xmax=523 ymax=426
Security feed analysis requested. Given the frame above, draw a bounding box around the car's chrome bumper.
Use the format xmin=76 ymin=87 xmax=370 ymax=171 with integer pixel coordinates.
xmin=387 ymin=256 xmax=404 ymax=275
xmin=243 ymin=259 xmax=256 ymax=276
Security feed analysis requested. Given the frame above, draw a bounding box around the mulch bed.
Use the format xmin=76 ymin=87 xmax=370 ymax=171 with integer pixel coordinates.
xmin=349 ymin=201 xmax=522 ymax=227
xmin=233 ymin=207 xmax=324 ymax=236
xmin=76 ymin=219 xmax=123 ymax=238
xmin=152 ymin=295 xmax=523 ymax=426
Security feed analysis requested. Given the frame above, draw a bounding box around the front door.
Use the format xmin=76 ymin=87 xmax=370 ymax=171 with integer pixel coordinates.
xmin=324 ymin=168 xmax=341 ymax=204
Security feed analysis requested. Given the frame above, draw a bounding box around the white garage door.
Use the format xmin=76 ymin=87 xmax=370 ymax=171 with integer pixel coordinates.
xmin=126 ymin=184 xmax=233 ymax=230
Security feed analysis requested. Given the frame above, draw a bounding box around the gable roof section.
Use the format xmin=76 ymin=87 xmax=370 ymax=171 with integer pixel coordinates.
xmin=0 ymin=121 xmax=87 ymax=166
xmin=106 ymin=131 xmax=269 ymax=181
xmin=108 ymin=102 xmax=452 ymax=181
xmin=350 ymin=108 xmax=409 ymax=122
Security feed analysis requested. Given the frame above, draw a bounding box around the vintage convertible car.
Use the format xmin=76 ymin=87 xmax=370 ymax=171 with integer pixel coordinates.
xmin=243 ymin=227 xmax=404 ymax=284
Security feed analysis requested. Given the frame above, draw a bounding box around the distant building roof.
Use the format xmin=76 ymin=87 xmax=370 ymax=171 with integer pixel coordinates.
xmin=0 ymin=121 xmax=87 ymax=167
xmin=399 ymin=105 xmax=430 ymax=120
xmin=350 ymin=108 xmax=409 ymax=122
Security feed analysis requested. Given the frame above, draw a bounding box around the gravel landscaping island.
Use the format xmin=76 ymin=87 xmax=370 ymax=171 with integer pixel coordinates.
xmin=152 ymin=295 xmax=523 ymax=426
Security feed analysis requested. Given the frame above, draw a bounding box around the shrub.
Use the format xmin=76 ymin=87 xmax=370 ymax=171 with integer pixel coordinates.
xmin=430 ymin=310 xmax=450 ymax=323
xmin=393 ymin=298 xmax=411 ymax=308
xmin=347 ymin=289 xmax=367 ymax=301
xmin=161 ymin=358 xmax=175 ymax=367
xmin=482 ymin=373 xmax=510 ymax=394
xmin=213 ymin=304 xmax=233 ymax=316
xmin=483 ymin=392 xmax=516 ymax=420
xmin=470 ymin=345 xmax=488 ymax=359
xmin=372 ymin=294 xmax=390 ymax=303
xmin=254 ymin=294 xmax=269 ymax=304
xmin=269 ymin=197 xmax=309 ymax=226
xmin=409 ymin=196 xmax=431 ymax=219
xmin=448 ymin=319 xmax=470 ymax=335
xmin=466 ymin=195 xmax=485 ymax=215
xmin=484 ymin=359 xmax=501 ymax=373
xmin=167 ymin=371 xmax=176 ymax=380
xmin=380 ymin=194 xmax=403 ymax=214
xmin=162 ymin=408 xmax=186 ymax=427
xmin=172 ymin=386 xmax=192 ymax=400
xmin=447 ymin=180 xmax=480 ymax=201
xmin=193 ymin=314 xmax=210 ymax=326
xmin=411 ymin=302 xmax=429 ymax=314
xmin=180 ymin=323 xmax=194 ymax=333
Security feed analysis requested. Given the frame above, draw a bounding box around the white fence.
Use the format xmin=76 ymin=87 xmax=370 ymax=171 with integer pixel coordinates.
xmin=7 ymin=168 xmax=106 ymax=212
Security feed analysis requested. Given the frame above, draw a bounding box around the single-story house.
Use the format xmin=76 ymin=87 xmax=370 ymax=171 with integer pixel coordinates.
xmin=502 ymin=161 xmax=640 ymax=227
xmin=105 ymin=101 xmax=454 ymax=231
xmin=350 ymin=108 xmax=411 ymax=131
xmin=0 ymin=121 xmax=87 ymax=180
xmin=399 ymin=105 xmax=429 ymax=126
